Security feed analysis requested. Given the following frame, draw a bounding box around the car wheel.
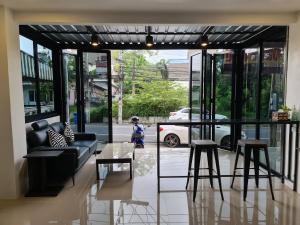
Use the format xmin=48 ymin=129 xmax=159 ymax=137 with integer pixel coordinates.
xmin=220 ymin=135 xmax=231 ymax=149
xmin=164 ymin=133 xmax=180 ymax=147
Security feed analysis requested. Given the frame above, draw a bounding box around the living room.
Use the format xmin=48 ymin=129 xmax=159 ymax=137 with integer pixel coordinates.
xmin=1 ymin=1 xmax=300 ymax=224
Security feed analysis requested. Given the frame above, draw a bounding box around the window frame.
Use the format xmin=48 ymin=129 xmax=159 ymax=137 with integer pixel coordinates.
xmin=20 ymin=34 xmax=60 ymax=123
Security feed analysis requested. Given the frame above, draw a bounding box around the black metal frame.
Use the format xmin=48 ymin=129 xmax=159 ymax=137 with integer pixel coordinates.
xmin=22 ymin=25 xmax=287 ymax=51
xmin=76 ymin=49 xmax=113 ymax=143
xmin=156 ymin=120 xmax=300 ymax=192
xmin=20 ymin=29 xmax=62 ymax=123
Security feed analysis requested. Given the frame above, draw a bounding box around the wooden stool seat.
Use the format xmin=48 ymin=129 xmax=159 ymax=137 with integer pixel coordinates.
xmin=231 ymin=139 xmax=275 ymax=201
xmin=191 ymin=140 xmax=218 ymax=148
xmin=237 ymin=139 xmax=267 ymax=148
xmin=186 ymin=140 xmax=224 ymax=202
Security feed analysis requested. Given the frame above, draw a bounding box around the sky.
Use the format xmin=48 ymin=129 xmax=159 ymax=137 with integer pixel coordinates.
xmin=146 ymin=50 xmax=188 ymax=63
xmin=20 ymin=35 xmax=34 ymax=55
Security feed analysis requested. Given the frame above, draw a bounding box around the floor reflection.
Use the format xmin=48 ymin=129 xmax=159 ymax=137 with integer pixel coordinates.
xmin=0 ymin=144 xmax=300 ymax=225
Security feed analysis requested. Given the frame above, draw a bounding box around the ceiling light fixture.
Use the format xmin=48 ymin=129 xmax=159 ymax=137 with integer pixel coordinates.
xmin=145 ymin=26 xmax=154 ymax=47
xmin=200 ymin=35 xmax=209 ymax=47
xmin=90 ymin=33 xmax=100 ymax=46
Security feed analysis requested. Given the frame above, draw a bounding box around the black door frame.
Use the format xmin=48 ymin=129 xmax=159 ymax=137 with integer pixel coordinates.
xmin=189 ymin=50 xmax=235 ymax=149
xmin=63 ymin=49 xmax=113 ymax=143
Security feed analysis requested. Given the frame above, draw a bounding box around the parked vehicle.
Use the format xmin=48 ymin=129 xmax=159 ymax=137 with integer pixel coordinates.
xmin=160 ymin=125 xmax=246 ymax=148
xmin=169 ymin=108 xmax=228 ymax=121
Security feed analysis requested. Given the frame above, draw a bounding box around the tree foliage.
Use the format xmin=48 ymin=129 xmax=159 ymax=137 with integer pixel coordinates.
xmin=112 ymin=80 xmax=188 ymax=119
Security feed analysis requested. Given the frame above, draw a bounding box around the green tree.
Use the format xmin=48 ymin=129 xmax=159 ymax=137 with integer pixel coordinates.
xmin=112 ymin=80 xmax=188 ymax=119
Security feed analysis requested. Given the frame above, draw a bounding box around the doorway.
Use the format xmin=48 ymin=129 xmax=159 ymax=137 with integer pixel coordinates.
xmin=63 ymin=50 xmax=113 ymax=143
xmin=189 ymin=50 xmax=234 ymax=149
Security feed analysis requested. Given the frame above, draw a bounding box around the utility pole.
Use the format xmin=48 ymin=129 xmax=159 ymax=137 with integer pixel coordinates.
xmin=118 ymin=50 xmax=123 ymax=125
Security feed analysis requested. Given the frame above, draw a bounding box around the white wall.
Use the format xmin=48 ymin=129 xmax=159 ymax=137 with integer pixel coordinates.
xmin=0 ymin=6 xmax=27 ymax=198
xmin=286 ymin=13 xmax=300 ymax=192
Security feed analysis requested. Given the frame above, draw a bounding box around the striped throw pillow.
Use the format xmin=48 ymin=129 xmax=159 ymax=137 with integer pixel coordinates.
xmin=47 ymin=129 xmax=68 ymax=148
xmin=64 ymin=122 xmax=75 ymax=144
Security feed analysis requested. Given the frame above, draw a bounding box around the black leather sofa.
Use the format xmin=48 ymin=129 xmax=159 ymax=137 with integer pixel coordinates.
xmin=27 ymin=120 xmax=97 ymax=183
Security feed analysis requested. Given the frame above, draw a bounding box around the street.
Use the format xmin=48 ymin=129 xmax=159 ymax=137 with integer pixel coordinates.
xmin=79 ymin=123 xmax=277 ymax=144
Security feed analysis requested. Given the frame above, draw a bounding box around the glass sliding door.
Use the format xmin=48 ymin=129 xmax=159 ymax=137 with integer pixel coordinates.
xmin=190 ymin=53 xmax=202 ymax=140
xmin=260 ymin=42 xmax=286 ymax=173
xmin=213 ymin=50 xmax=234 ymax=148
xmin=81 ymin=51 xmax=112 ymax=143
xmin=189 ymin=50 xmax=234 ymax=148
xmin=63 ymin=51 xmax=78 ymax=132
xmin=203 ymin=53 xmax=213 ymax=139
xmin=242 ymin=47 xmax=260 ymax=140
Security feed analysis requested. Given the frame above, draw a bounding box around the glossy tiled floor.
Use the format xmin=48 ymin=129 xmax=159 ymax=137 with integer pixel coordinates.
xmin=0 ymin=144 xmax=300 ymax=225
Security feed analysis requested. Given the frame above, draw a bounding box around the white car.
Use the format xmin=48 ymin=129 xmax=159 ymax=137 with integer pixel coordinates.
xmin=169 ymin=108 xmax=228 ymax=121
xmin=160 ymin=125 xmax=246 ymax=148
xmin=169 ymin=108 xmax=190 ymax=120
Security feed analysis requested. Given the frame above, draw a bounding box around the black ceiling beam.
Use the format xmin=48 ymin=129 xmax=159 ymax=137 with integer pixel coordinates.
xmin=35 ymin=30 xmax=256 ymax=35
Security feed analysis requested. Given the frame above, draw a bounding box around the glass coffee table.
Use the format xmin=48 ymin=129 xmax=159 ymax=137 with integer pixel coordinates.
xmin=96 ymin=143 xmax=135 ymax=180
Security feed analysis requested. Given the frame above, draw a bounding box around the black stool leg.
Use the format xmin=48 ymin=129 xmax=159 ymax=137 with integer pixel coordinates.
xmin=263 ymin=147 xmax=275 ymax=200
xmin=193 ymin=149 xmax=201 ymax=202
xmin=253 ymin=149 xmax=260 ymax=188
xmin=231 ymin=145 xmax=241 ymax=188
xmin=186 ymin=145 xmax=195 ymax=189
xmin=243 ymin=146 xmax=252 ymax=201
xmin=213 ymin=147 xmax=224 ymax=201
xmin=207 ymin=149 xmax=214 ymax=188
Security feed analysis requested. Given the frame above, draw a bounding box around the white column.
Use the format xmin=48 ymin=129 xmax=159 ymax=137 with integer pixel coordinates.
xmin=287 ymin=13 xmax=300 ymax=192
xmin=0 ymin=6 xmax=27 ymax=199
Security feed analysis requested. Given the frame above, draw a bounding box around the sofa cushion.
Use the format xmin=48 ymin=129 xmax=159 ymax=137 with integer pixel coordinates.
xmin=71 ymin=140 xmax=97 ymax=154
xmin=77 ymin=146 xmax=90 ymax=158
xmin=77 ymin=146 xmax=91 ymax=169
xmin=32 ymin=120 xmax=49 ymax=130
xmin=50 ymin=122 xmax=64 ymax=134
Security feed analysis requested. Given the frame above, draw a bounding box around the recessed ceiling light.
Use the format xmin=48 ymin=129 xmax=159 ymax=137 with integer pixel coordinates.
xmin=90 ymin=33 xmax=100 ymax=46
xmin=200 ymin=35 xmax=208 ymax=47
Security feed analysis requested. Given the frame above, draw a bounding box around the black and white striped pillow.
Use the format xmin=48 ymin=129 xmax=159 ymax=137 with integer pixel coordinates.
xmin=47 ymin=129 xmax=68 ymax=148
xmin=64 ymin=122 xmax=75 ymax=144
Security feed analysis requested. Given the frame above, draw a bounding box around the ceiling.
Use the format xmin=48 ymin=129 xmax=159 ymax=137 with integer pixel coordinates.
xmin=1 ymin=0 xmax=300 ymax=13
xmin=21 ymin=24 xmax=286 ymax=49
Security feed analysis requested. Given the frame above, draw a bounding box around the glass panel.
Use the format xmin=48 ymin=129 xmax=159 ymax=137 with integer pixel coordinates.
xmin=63 ymin=53 xmax=78 ymax=132
xmin=37 ymin=44 xmax=55 ymax=113
xmin=242 ymin=47 xmax=260 ymax=140
xmin=203 ymin=54 xmax=212 ymax=139
xmin=260 ymin=42 xmax=286 ymax=173
xmin=214 ymin=51 xmax=233 ymax=148
xmin=20 ymin=35 xmax=38 ymax=116
xmin=204 ymin=54 xmax=212 ymax=118
xmin=83 ymin=52 xmax=109 ymax=142
xmin=190 ymin=53 xmax=202 ymax=140
xmin=214 ymin=51 xmax=233 ymax=119
xmin=260 ymin=43 xmax=285 ymax=120
xmin=191 ymin=53 xmax=202 ymax=121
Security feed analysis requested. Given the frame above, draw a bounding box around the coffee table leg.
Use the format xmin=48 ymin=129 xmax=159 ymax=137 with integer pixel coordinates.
xmin=96 ymin=162 xmax=100 ymax=180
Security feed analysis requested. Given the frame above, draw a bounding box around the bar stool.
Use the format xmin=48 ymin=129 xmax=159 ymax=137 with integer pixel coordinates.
xmin=186 ymin=140 xmax=224 ymax=202
xmin=231 ymin=139 xmax=275 ymax=201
